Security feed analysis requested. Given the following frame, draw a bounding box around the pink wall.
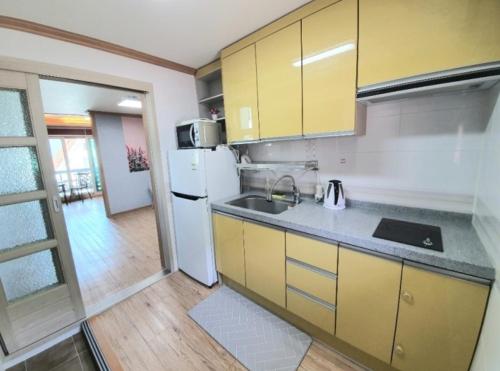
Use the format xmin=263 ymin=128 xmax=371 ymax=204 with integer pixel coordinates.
xmin=122 ymin=116 xmax=148 ymax=152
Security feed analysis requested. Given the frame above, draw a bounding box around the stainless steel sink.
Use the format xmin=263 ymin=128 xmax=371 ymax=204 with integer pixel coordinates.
xmin=226 ymin=195 xmax=295 ymax=214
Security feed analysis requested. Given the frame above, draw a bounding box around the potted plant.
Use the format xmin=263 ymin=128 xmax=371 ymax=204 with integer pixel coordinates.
xmin=209 ymin=107 xmax=219 ymax=120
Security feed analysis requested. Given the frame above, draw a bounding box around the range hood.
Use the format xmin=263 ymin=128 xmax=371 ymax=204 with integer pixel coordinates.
xmin=357 ymin=62 xmax=500 ymax=103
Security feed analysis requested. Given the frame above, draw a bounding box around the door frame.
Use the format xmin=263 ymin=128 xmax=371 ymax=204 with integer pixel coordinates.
xmin=0 ymin=56 xmax=175 ymax=272
xmin=0 ymin=57 xmax=174 ymax=295
xmin=0 ymin=56 xmax=176 ymax=368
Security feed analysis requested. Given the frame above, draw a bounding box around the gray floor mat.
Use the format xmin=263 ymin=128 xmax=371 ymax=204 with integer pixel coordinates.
xmin=188 ymin=286 xmax=312 ymax=371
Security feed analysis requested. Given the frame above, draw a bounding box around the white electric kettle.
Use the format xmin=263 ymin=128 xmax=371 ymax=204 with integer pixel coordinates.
xmin=324 ymin=179 xmax=345 ymax=210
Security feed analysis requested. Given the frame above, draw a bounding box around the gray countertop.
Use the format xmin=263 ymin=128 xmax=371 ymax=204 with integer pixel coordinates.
xmin=211 ymin=193 xmax=495 ymax=281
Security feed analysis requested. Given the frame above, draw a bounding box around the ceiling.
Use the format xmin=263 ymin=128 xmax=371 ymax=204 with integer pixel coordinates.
xmin=0 ymin=0 xmax=310 ymax=68
xmin=40 ymin=79 xmax=143 ymax=116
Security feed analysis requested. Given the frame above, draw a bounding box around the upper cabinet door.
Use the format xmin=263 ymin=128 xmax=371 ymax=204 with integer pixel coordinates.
xmin=222 ymin=45 xmax=260 ymax=143
xmin=358 ymin=0 xmax=500 ymax=87
xmin=302 ymin=0 xmax=358 ymax=135
xmin=392 ymin=265 xmax=489 ymax=371
xmin=256 ymin=22 xmax=302 ymax=139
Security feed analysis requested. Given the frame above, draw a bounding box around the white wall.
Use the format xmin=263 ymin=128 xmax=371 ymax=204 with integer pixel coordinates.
xmin=94 ymin=113 xmax=152 ymax=214
xmin=244 ymin=90 xmax=489 ymax=213
xmin=471 ymin=84 xmax=500 ymax=370
xmin=0 ymin=28 xmax=199 ymax=268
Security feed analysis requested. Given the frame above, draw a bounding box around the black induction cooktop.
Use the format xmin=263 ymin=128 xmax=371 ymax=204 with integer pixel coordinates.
xmin=373 ymin=218 xmax=443 ymax=252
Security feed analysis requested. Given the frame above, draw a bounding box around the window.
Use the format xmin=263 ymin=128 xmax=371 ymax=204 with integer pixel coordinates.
xmin=49 ymin=136 xmax=102 ymax=192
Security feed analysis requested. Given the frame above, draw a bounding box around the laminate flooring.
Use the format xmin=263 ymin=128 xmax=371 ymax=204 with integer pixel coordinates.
xmin=89 ymin=272 xmax=366 ymax=371
xmin=63 ymin=197 xmax=162 ymax=308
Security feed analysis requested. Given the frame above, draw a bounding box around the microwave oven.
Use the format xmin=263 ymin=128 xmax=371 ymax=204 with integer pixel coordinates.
xmin=176 ymin=119 xmax=221 ymax=149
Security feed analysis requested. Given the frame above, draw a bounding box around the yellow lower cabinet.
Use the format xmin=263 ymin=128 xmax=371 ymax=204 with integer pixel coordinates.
xmin=286 ymin=260 xmax=336 ymax=305
xmin=286 ymin=232 xmax=338 ymax=274
xmin=244 ymin=221 xmax=286 ymax=307
xmin=392 ymin=265 xmax=490 ymax=371
xmin=287 ymin=288 xmax=335 ymax=334
xmin=336 ymin=246 xmax=402 ymax=363
xmin=212 ymin=213 xmax=245 ymax=286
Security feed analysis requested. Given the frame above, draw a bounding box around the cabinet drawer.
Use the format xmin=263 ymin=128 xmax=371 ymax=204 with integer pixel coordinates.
xmin=286 ymin=260 xmax=336 ymax=305
xmin=287 ymin=288 xmax=335 ymax=334
xmin=286 ymin=233 xmax=337 ymax=273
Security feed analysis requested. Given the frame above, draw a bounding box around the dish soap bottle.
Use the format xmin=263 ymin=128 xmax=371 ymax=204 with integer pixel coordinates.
xmin=314 ymin=183 xmax=324 ymax=203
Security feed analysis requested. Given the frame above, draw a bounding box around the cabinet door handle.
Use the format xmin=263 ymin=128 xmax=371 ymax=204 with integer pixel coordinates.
xmin=394 ymin=344 xmax=405 ymax=357
xmin=401 ymin=290 xmax=414 ymax=304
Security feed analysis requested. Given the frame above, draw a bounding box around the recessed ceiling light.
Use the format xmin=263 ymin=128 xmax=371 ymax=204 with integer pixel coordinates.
xmin=118 ymin=97 xmax=142 ymax=109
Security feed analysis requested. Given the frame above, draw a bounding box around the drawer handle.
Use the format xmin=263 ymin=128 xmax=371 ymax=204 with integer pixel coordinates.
xmin=401 ymin=290 xmax=414 ymax=304
xmin=394 ymin=344 xmax=405 ymax=357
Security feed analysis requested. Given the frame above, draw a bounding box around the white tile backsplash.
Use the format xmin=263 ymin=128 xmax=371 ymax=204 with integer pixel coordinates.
xmin=470 ymin=82 xmax=500 ymax=371
xmin=242 ymin=90 xmax=491 ymax=213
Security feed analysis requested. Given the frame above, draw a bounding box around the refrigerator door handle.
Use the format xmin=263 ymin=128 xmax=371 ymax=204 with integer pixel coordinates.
xmin=172 ymin=191 xmax=204 ymax=201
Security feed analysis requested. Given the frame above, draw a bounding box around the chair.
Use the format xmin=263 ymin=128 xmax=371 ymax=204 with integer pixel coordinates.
xmin=70 ymin=172 xmax=93 ymax=203
xmin=55 ymin=174 xmax=69 ymax=205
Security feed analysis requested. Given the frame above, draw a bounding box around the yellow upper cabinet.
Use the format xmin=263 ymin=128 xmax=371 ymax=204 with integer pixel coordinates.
xmin=392 ymin=265 xmax=489 ymax=371
xmin=358 ymin=0 xmax=500 ymax=87
xmin=302 ymin=0 xmax=358 ymax=135
xmin=221 ymin=45 xmax=260 ymax=142
xmin=256 ymin=22 xmax=302 ymax=139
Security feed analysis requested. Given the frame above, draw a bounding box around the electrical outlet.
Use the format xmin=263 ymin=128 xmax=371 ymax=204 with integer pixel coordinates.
xmin=340 ymin=158 xmax=346 ymax=164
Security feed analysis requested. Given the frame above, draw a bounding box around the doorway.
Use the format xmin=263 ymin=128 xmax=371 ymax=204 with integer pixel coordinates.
xmin=0 ymin=59 xmax=173 ymax=362
xmin=39 ymin=78 xmax=164 ymax=311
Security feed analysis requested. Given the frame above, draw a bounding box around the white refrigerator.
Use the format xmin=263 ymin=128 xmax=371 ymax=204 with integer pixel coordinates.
xmin=168 ymin=147 xmax=240 ymax=286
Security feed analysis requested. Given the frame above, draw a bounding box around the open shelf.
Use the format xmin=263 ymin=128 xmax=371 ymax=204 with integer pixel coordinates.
xmin=236 ymin=160 xmax=319 ymax=172
xmin=199 ymin=93 xmax=223 ymax=104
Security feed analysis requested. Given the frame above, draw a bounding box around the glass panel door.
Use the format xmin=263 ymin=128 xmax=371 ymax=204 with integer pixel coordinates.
xmin=0 ymin=146 xmax=44 ymax=195
xmin=0 ymin=70 xmax=84 ymax=354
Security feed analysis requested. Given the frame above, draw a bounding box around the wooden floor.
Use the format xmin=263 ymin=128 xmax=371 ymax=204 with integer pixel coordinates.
xmin=89 ymin=272 xmax=366 ymax=371
xmin=64 ymin=197 xmax=162 ymax=308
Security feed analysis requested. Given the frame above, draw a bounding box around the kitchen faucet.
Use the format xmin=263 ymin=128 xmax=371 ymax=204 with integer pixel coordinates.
xmin=266 ymin=175 xmax=301 ymax=205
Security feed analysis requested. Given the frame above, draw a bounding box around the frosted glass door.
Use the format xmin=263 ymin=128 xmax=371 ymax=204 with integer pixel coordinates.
xmin=0 ymin=70 xmax=84 ymax=354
